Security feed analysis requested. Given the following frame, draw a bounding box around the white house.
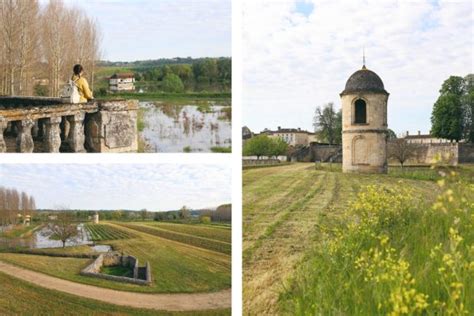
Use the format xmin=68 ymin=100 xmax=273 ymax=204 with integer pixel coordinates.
xmin=109 ymin=73 xmax=135 ymax=92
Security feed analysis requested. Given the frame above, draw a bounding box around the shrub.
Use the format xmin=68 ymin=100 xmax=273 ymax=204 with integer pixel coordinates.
xmin=200 ymin=216 xmax=211 ymax=224
xmin=162 ymin=74 xmax=184 ymax=93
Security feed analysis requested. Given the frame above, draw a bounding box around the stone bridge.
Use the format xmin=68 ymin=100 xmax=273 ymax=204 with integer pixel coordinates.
xmin=0 ymin=97 xmax=138 ymax=153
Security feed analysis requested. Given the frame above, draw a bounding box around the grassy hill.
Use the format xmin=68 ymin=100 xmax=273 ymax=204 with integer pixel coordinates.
xmin=0 ymin=222 xmax=230 ymax=294
xmin=243 ymin=163 xmax=473 ymax=315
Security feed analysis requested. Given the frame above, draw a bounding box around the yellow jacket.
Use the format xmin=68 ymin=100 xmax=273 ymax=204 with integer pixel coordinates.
xmin=72 ymin=75 xmax=93 ymax=103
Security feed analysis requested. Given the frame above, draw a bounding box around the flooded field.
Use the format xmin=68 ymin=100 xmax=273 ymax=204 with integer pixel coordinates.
xmin=0 ymin=224 xmax=111 ymax=252
xmin=138 ymin=101 xmax=232 ymax=153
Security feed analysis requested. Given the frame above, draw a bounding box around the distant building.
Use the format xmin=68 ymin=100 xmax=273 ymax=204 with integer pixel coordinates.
xmin=403 ymin=131 xmax=451 ymax=144
xmin=261 ymin=126 xmax=317 ymax=146
xmin=109 ymin=73 xmax=135 ymax=92
xmin=92 ymin=213 xmax=99 ymax=224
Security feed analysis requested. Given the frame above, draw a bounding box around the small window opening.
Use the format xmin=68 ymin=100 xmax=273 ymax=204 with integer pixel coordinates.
xmin=354 ymin=99 xmax=367 ymax=124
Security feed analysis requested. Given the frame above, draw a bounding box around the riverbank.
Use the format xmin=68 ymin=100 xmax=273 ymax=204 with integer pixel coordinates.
xmin=97 ymin=92 xmax=231 ymax=103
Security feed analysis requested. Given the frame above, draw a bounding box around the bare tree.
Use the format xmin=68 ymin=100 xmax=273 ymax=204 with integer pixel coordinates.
xmin=179 ymin=206 xmax=190 ymax=220
xmin=29 ymin=196 xmax=36 ymax=216
xmin=48 ymin=211 xmax=78 ymax=248
xmin=16 ymin=0 xmax=40 ymax=95
xmin=388 ymin=139 xmax=418 ymax=169
xmin=20 ymin=191 xmax=29 ymax=218
xmin=0 ymin=0 xmax=101 ymax=97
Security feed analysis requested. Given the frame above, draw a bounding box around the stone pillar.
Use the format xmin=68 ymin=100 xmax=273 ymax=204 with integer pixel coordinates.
xmin=0 ymin=117 xmax=7 ymax=153
xmin=67 ymin=113 xmax=86 ymax=152
xmin=44 ymin=116 xmax=62 ymax=153
xmin=16 ymin=119 xmax=35 ymax=153
xmin=31 ymin=121 xmax=39 ymax=138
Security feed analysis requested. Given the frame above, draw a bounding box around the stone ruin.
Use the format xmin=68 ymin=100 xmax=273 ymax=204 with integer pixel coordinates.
xmin=0 ymin=97 xmax=138 ymax=153
xmin=80 ymin=252 xmax=152 ymax=285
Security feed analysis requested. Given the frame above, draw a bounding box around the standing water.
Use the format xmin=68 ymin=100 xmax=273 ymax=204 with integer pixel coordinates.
xmin=139 ymin=101 xmax=231 ymax=153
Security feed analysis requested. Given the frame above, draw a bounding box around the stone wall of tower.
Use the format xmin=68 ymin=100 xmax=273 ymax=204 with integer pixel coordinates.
xmin=341 ymin=93 xmax=388 ymax=173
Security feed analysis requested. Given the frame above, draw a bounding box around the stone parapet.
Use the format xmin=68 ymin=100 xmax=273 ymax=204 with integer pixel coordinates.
xmin=0 ymin=97 xmax=138 ymax=153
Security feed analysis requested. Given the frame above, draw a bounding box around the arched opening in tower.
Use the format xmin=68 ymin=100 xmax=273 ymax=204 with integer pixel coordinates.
xmin=354 ymin=99 xmax=367 ymax=124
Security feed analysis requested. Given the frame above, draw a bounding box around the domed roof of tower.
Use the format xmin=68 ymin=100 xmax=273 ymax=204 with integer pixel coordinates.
xmin=341 ymin=65 xmax=388 ymax=95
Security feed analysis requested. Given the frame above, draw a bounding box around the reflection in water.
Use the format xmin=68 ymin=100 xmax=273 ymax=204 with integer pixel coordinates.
xmin=139 ymin=102 xmax=232 ymax=153
xmin=0 ymin=224 xmax=110 ymax=252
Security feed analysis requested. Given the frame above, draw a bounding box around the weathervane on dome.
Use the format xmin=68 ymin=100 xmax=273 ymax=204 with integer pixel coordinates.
xmin=362 ymin=47 xmax=366 ymax=69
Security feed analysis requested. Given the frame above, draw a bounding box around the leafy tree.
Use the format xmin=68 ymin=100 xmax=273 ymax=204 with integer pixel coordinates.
xmin=269 ymin=137 xmax=288 ymax=158
xmin=431 ymin=75 xmax=473 ymax=142
xmin=313 ymin=103 xmax=342 ymax=144
xmin=139 ymin=209 xmax=148 ymax=221
xmin=162 ymin=74 xmax=184 ymax=93
xmin=154 ymin=212 xmax=167 ymax=221
xmin=462 ymin=74 xmax=474 ymax=142
xmin=243 ymin=135 xmax=273 ymax=159
xmin=387 ymin=129 xmax=397 ymax=140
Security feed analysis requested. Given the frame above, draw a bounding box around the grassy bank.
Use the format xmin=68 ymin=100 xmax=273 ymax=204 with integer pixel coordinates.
xmin=0 ymin=271 xmax=229 ymax=316
xmin=98 ymin=92 xmax=231 ymax=102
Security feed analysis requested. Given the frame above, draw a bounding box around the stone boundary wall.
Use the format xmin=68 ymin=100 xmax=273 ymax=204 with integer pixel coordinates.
xmin=388 ymin=143 xmax=474 ymax=166
xmin=242 ymin=158 xmax=281 ymax=166
xmin=310 ymin=144 xmax=342 ymax=163
xmin=80 ymin=253 xmax=151 ymax=285
xmin=288 ymin=142 xmax=474 ymax=165
xmin=459 ymin=143 xmax=474 ymax=163
xmin=289 ymin=144 xmax=342 ymax=163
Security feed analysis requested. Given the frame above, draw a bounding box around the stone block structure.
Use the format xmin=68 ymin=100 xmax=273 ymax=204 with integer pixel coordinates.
xmin=0 ymin=97 xmax=138 ymax=153
xmin=80 ymin=252 xmax=152 ymax=285
xmin=341 ymin=63 xmax=389 ymax=173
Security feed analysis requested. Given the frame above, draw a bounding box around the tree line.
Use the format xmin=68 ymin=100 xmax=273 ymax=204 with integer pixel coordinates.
xmin=0 ymin=0 xmax=101 ymax=97
xmin=132 ymin=58 xmax=231 ymax=93
xmin=0 ymin=186 xmax=36 ymax=225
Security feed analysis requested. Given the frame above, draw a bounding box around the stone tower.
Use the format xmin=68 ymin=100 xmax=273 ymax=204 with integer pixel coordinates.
xmin=340 ymin=63 xmax=389 ymax=173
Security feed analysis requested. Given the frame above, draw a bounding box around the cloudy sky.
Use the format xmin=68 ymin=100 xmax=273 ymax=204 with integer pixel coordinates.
xmin=0 ymin=164 xmax=231 ymax=211
xmin=243 ymin=0 xmax=473 ymax=136
xmin=40 ymin=0 xmax=231 ymax=61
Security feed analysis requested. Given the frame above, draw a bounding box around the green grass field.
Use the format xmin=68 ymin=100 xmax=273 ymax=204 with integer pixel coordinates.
xmin=242 ymin=163 xmax=474 ymax=315
xmin=117 ymin=222 xmax=231 ymax=254
xmin=143 ymin=222 xmax=231 ymax=243
xmin=0 ymin=271 xmax=229 ymax=316
xmin=85 ymin=223 xmax=135 ymax=241
xmin=0 ymin=222 xmax=230 ymax=294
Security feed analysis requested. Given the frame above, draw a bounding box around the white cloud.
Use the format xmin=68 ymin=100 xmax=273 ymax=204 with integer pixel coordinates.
xmin=39 ymin=0 xmax=231 ymax=61
xmin=0 ymin=164 xmax=231 ymax=211
xmin=243 ymin=0 xmax=473 ymax=136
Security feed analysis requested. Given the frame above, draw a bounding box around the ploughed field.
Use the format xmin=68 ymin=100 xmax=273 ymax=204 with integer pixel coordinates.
xmin=243 ymin=163 xmax=473 ymax=315
xmin=0 ymin=221 xmax=231 ymax=294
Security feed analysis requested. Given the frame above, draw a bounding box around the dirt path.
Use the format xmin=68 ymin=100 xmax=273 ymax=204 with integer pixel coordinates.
xmin=0 ymin=261 xmax=231 ymax=312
